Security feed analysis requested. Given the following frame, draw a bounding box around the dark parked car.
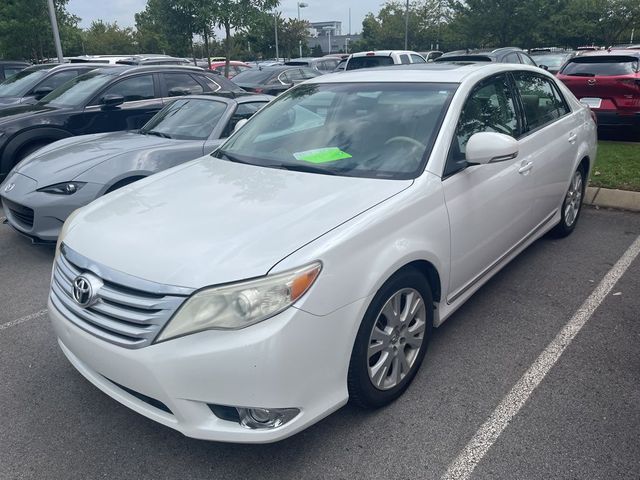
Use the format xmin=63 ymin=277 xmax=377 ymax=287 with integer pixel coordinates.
xmin=557 ymin=51 xmax=640 ymax=133
xmin=0 ymin=61 xmax=30 ymax=81
xmin=231 ymin=65 xmax=321 ymax=95
xmin=435 ymin=47 xmax=538 ymax=66
xmin=285 ymin=57 xmax=343 ymax=74
xmin=529 ymin=49 xmax=576 ymax=74
xmin=0 ymin=65 xmax=243 ymax=180
xmin=0 ymin=63 xmax=112 ymax=108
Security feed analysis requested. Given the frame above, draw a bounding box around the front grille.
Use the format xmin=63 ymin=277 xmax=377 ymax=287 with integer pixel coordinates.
xmin=50 ymin=248 xmax=190 ymax=349
xmin=2 ymin=198 xmax=34 ymax=229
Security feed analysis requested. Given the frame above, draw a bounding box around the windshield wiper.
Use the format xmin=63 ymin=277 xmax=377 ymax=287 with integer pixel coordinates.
xmin=215 ymin=150 xmax=254 ymax=165
xmin=566 ymin=72 xmax=595 ymax=77
xmin=277 ymin=163 xmax=340 ymax=176
xmin=144 ymin=130 xmax=172 ymax=139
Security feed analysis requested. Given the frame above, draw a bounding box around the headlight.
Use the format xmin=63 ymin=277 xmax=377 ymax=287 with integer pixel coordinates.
xmin=38 ymin=182 xmax=86 ymax=195
xmin=156 ymin=262 xmax=322 ymax=342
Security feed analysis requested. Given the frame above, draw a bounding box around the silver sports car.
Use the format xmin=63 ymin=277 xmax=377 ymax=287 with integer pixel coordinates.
xmin=0 ymin=93 xmax=272 ymax=242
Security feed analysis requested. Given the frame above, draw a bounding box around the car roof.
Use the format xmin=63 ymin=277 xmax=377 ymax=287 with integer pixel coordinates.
xmin=305 ymin=63 xmax=548 ymax=85
xmin=350 ymin=50 xmax=421 ymax=57
xmin=91 ymin=65 xmax=210 ymax=76
xmin=574 ymin=50 xmax=640 ymax=59
xmin=0 ymin=60 xmax=30 ymax=65
xmin=183 ymin=93 xmax=273 ymax=104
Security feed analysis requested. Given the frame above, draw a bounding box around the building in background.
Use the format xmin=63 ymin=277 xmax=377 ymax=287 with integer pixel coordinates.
xmin=308 ymin=21 xmax=342 ymax=37
xmin=306 ymin=34 xmax=361 ymax=55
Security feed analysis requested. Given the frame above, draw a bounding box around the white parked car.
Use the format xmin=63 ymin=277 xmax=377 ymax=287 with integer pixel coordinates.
xmin=345 ymin=50 xmax=426 ymax=70
xmin=48 ymin=63 xmax=597 ymax=443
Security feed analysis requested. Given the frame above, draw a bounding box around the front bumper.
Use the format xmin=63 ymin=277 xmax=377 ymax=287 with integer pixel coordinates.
xmin=49 ymin=294 xmax=368 ymax=443
xmin=0 ymin=172 xmax=103 ymax=241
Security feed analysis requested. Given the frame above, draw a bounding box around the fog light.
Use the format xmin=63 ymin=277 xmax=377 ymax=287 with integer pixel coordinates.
xmin=237 ymin=407 xmax=299 ymax=429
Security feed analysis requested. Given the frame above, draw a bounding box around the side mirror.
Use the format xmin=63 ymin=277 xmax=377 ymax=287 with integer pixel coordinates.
xmin=168 ymin=87 xmax=190 ymax=97
xmin=466 ymin=132 xmax=518 ymax=165
xmin=101 ymin=93 xmax=125 ymax=108
xmin=539 ymin=64 xmax=549 ymax=71
xmin=32 ymin=86 xmax=53 ymax=99
xmin=233 ymin=118 xmax=249 ymax=133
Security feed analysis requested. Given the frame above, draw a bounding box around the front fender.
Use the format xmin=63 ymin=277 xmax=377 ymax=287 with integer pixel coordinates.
xmin=1 ymin=127 xmax=73 ymax=175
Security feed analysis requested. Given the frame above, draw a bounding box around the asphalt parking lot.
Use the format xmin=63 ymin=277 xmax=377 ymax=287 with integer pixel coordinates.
xmin=1 ymin=206 xmax=639 ymax=480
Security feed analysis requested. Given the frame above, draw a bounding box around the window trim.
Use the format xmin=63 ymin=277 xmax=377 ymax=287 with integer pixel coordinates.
xmin=510 ymin=71 xmax=572 ymax=138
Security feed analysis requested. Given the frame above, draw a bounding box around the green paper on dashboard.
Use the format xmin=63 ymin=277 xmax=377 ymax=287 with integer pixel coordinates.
xmin=294 ymin=147 xmax=352 ymax=164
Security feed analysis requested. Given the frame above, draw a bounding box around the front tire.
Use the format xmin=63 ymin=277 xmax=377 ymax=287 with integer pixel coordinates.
xmin=551 ymin=166 xmax=585 ymax=238
xmin=348 ymin=268 xmax=433 ymax=408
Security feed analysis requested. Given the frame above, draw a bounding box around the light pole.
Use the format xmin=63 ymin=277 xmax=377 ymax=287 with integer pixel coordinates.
xmin=323 ymin=26 xmax=334 ymax=55
xmin=274 ymin=12 xmax=279 ymax=61
xmin=47 ymin=0 xmax=64 ymax=63
xmin=297 ymin=2 xmax=308 ymax=58
xmin=404 ymin=0 xmax=409 ymax=50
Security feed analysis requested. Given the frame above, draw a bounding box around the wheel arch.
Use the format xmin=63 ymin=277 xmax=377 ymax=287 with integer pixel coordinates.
xmin=1 ymin=127 xmax=73 ymax=175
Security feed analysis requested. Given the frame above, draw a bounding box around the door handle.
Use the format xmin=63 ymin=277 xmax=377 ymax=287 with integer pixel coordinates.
xmin=568 ymin=132 xmax=577 ymax=144
xmin=518 ymin=161 xmax=534 ymax=175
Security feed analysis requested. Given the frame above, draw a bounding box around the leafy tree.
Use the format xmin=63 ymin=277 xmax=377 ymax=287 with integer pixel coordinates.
xmin=83 ymin=21 xmax=136 ymax=55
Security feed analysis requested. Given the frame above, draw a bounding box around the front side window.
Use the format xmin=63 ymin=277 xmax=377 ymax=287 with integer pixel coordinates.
xmin=519 ymin=53 xmax=537 ymax=66
xmin=41 ymin=71 xmax=116 ymax=107
xmin=0 ymin=68 xmax=49 ymax=97
xmin=140 ymin=98 xmax=227 ymax=140
xmin=36 ymin=70 xmax=78 ymax=92
xmin=164 ymin=73 xmax=204 ymax=96
xmin=513 ymin=72 xmax=570 ymax=131
xmin=505 ymin=52 xmax=521 ymax=64
xmin=99 ymin=75 xmax=155 ymax=102
xmin=217 ymin=82 xmax=457 ymax=179
xmin=411 ymin=54 xmax=427 ymax=64
xmin=4 ymin=66 xmax=25 ymax=79
xmin=400 ymin=54 xmax=411 ymax=65
xmin=445 ymin=74 xmax=518 ymax=176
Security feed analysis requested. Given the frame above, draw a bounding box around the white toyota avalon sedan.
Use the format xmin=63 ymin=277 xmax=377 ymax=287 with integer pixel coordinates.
xmin=49 ymin=63 xmax=597 ymax=443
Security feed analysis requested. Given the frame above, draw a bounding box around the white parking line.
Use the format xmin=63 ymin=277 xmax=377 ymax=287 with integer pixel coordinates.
xmin=0 ymin=309 xmax=48 ymax=332
xmin=442 ymin=234 xmax=640 ymax=480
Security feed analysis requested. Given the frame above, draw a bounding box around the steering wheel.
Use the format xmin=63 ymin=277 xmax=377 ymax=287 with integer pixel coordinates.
xmin=384 ymin=136 xmax=427 ymax=150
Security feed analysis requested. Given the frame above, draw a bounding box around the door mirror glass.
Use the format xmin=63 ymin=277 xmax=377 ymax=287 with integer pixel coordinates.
xmin=101 ymin=93 xmax=125 ymax=108
xmin=539 ymin=64 xmax=549 ymax=71
xmin=465 ymin=132 xmax=518 ymax=165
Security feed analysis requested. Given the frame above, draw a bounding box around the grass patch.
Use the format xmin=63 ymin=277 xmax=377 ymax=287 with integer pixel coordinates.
xmin=590 ymin=141 xmax=640 ymax=192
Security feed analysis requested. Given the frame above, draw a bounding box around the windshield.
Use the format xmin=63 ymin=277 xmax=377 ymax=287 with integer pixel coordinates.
xmin=232 ymin=68 xmax=276 ymax=84
xmin=560 ymin=56 xmax=639 ymax=76
xmin=40 ymin=71 xmax=115 ymax=107
xmin=532 ymin=54 xmax=571 ymax=69
xmin=0 ymin=68 xmax=49 ymax=97
xmin=216 ymin=82 xmax=457 ymax=179
xmin=346 ymin=56 xmax=395 ymax=70
xmin=140 ymin=98 xmax=228 ymax=140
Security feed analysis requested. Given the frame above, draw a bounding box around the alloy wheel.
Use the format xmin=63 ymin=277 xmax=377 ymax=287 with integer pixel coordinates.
xmin=564 ymin=170 xmax=583 ymax=227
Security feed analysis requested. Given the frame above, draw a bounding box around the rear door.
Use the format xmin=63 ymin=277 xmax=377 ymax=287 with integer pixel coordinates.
xmin=557 ymin=55 xmax=640 ymax=114
xmin=512 ymin=71 xmax=578 ymax=224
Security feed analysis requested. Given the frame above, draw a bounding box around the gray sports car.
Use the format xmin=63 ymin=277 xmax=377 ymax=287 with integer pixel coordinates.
xmin=0 ymin=93 xmax=272 ymax=242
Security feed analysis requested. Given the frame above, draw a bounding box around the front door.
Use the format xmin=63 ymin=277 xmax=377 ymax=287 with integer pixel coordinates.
xmin=442 ymin=73 xmax=535 ymax=301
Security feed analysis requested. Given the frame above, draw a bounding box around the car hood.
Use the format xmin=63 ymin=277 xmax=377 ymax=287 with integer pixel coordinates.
xmin=64 ymin=158 xmax=413 ymax=289
xmin=15 ymin=132 xmax=186 ymax=185
xmin=0 ymin=96 xmax=22 ymax=107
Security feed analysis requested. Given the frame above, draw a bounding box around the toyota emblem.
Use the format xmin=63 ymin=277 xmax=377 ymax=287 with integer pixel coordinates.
xmin=3 ymin=183 xmax=14 ymax=193
xmin=73 ymin=275 xmax=95 ymax=307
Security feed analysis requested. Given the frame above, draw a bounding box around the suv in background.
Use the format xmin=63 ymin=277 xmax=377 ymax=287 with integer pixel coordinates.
xmin=231 ymin=65 xmax=320 ymax=95
xmin=529 ymin=48 xmax=576 ymax=74
xmin=0 ymin=65 xmax=243 ymax=180
xmin=435 ymin=47 xmax=538 ymax=66
xmin=557 ymin=50 xmax=640 ymax=133
xmin=285 ymin=57 xmax=343 ymax=74
xmin=419 ymin=51 xmax=444 ymax=62
xmin=345 ymin=51 xmax=426 ymax=70
xmin=0 ymin=63 xmax=112 ymax=107
xmin=0 ymin=61 xmax=29 ymax=81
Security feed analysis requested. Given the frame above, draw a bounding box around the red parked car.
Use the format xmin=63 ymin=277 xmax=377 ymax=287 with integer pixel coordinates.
xmin=557 ymin=50 xmax=640 ymax=134
xmin=209 ymin=61 xmax=252 ymax=78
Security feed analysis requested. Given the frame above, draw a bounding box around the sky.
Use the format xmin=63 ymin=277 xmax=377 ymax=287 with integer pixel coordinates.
xmin=67 ymin=0 xmax=386 ymax=35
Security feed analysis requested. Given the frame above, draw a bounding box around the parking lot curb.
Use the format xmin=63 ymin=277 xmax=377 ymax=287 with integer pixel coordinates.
xmin=585 ymin=187 xmax=640 ymax=212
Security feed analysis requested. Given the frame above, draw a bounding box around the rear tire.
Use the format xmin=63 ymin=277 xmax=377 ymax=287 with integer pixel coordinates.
xmin=348 ymin=268 xmax=433 ymax=408
xmin=550 ymin=166 xmax=585 ymax=238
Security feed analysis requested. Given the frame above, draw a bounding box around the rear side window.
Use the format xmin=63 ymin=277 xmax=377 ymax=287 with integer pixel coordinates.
xmin=100 ymin=75 xmax=155 ymax=102
xmin=560 ymin=56 xmax=639 ymax=76
xmin=505 ymin=53 xmax=521 ymax=63
xmin=519 ymin=53 xmax=537 ymax=66
xmin=164 ymin=73 xmax=204 ymax=96
xmin=400 ymin=54 xmax=411 ymax=65
xmin=346 ymin=56 xmax=395 ymax=70
xmin=446 ymin=74 xmax=518 ymax=176
xmin=514 ymin=73 xmax=570 ymax=131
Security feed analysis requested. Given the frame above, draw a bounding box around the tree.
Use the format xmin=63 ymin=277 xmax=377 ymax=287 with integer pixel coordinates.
xmin=83 ymin=21 xmax=136 ymax=55
xmin=134 ymin=0 xmax=198 ymax=58
xmin=0 ymin=0 xmax=82 ymax=61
